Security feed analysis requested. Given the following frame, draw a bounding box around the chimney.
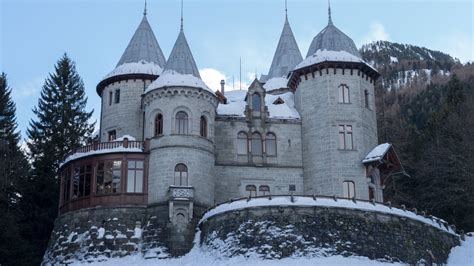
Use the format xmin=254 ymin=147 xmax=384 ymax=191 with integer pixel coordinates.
xmin=220 ymin=80 xmax=225 ymax=95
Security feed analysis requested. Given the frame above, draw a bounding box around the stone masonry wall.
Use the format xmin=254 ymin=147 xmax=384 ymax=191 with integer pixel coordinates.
xmin=199 ymin=205 xmax=460 ymax=264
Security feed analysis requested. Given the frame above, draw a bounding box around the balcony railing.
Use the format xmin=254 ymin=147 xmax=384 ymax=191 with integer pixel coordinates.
xmin=62 ymin=139 xmax=148 ymax=165
xmin=169 ymin=186 xmax=194 ymax=200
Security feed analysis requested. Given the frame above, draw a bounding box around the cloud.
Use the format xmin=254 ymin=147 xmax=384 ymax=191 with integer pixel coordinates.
xmin=362 ymin=22 xmax=391 ymax=44
xmin=434 ymin=31 xmax=473 ymax=63
xmin=199 ymin=68 xmax=251 ymax=92
xmin=11 ymin=76 xmax=44 ymax=98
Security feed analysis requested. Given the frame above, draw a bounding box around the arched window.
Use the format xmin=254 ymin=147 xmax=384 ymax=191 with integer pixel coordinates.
xmin=251 ymin=132 xmax=262 ymax=156
xmin=174 ymin=164 xmax=188 ymax=186
xmin=200 ymin=116 xmax=207 ymax=137
xmin=155 ymin=114 xmax=163 ymax=136
xmin=245 ymin=185 xmax=257 ymax=197
xmin=265 ymin=133 xmax=277 ymax=156
xmin=252 ymin=93 xmax=261 ymax=111
xmin=259 ymin=185 xmax=270 ymax=196
xmin=342 ymin=181 xmax=355 ymax=199
xmin=237 ymin=131 xmax=248 ymax=155
xmin=338 ymin=84 xmax=350 ymax=103
xmin=175 ymin=111 xmax=188 ymax=134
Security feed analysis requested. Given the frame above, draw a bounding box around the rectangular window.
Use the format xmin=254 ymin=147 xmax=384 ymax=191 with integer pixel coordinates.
xmin=73 ymin=164 xmax=92 ymax=198
xmin=62 ymin=169 xmax=71 ymax=204
xmin=127 ymin=160 xmax=144 ymax=193
xmin=343 ymin=181 xmax=355 ymax=199
xmin=96 ymin=161 xmax=121 ymax=194
xmin=114 ymin=89 xmax=120 ymax=104
xmin=289 ymin=184 xmax=296 ymax=192
xmin=109 ymin=91 xmax=113 ymax=106
xmin=108 ymin=130 xmax=116 ymax=141
xmin=338 ymin=85 xmax=350 ymax=103
xmin=338 ymin=125 xmax=354 ymax=150
xmin=364 ymin=90 xmax=370 ymax=109
xmin=73 ymin=167 xmax=80 ymax=199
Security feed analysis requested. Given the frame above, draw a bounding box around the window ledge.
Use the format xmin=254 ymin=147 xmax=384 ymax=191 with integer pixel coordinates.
xmin=337 ymin=148 xmax=358 ymax=152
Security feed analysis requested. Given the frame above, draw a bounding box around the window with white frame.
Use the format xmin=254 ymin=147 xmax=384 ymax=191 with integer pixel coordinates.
xmin=342 ymin=181 xmax=355 ymax=199
xmin=338 ymin=125 xmax=353 ymax=150
xmin=338 ymin=84 xmax=350 ymax=103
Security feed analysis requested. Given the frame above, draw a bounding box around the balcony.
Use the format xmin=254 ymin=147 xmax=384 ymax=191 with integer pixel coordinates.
xmin=61 ymin=139 xmax=149 ymax=166
xmin=169 ymin=186 xmax=194 ymax=200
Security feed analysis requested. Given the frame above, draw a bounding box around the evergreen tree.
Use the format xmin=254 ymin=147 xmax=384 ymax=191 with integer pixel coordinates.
xmin=0 ymin=73 xmax=32 ymax=265
xmin=22 ymin=54 xmax=94 ymax=264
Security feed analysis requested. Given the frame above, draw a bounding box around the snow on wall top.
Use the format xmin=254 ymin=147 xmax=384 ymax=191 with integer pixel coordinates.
xmin=263 ymin=77 xmax=289 ymax=92
xmin=362 ymin=143 xmax=391 ymax=163
xmin=295 ymin=49 xmax=376 ymax=71
xmin=199 ymin=196 xmax=458 ymax=236
xmin=145 ymin=70 xmax=214 ymax=93
xmin=103 ymin=60 xmax=163 ymax=81
xmin=216 ymin=90 xmax=300 ymax=119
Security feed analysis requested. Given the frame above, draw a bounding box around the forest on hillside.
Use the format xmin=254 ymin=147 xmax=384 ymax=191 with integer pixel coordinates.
xmin=0 ymin=43 xmax=473 ymax=265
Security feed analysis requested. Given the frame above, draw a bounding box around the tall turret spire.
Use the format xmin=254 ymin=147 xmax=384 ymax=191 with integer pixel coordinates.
xmin=263 ymin=0 xmax=302 ymax=82
xmin=328 ymin=0 xmax=333 ymax=25
xmin=180 ymin=0 xmax=184 ymax=31
xmin=144 ymin=0 xmax=147 ymax=16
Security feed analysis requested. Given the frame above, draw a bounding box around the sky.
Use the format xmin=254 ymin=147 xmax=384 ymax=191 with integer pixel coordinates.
xmin=1 ymin=0 xmax=473 ymax=140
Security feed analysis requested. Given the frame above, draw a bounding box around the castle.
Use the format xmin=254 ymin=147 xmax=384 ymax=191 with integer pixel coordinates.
xmin=53 ymin=2 xmax=409 ymax=258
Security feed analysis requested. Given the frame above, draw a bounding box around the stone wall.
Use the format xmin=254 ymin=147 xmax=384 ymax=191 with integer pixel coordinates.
xmin=42 ymin=205 xmax=201 ymax=265
xmin=199 ymin=205 xmax=460 ymax=264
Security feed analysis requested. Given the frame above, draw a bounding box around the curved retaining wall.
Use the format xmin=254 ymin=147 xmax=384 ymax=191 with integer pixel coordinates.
xmin=42 ymin=205 xmax=203 ymax=265
xmin=198 ymin=197 xmax=460 ymax=264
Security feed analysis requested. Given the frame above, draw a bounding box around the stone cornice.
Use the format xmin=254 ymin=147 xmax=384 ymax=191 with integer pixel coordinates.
xmin=143 ymin=86 xmax=219 ymax=108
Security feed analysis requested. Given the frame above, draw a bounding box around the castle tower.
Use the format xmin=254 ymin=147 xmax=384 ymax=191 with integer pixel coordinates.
xmin=289 ymin=5 xmax=380 ymax=200
xmin=97 ymin=10 xmax=166 ymax=141
xmin=143 ymin=12 xmax=218 ymax=227
xmin=262 ymin=2 xmax=303 ymax=94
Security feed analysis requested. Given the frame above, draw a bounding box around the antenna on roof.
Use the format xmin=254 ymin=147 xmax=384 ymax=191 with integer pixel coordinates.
xmin=232 ymin=75 xmax=235 ymax=90
xmin=328 ymin=0 xmax=333 ymax=25
xmin=144 ymin=0 xmax=147 ymax=16
xmin=239 ymin=57 xmax=242 ymax=90
xmin=285 ymin=0 xmax=288 ymax=19
xmin=180 ymin=0 xmax=184 ymax=31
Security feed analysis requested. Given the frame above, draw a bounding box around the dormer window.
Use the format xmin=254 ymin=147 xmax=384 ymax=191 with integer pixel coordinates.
xmin=273 ymin=97 xmax=285 ymax=105
xmin=252 ymin=93 xmax=261 ymax=111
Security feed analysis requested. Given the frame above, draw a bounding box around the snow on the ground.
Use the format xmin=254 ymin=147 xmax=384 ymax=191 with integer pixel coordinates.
xmin=295 ymin=49 xmax=376 ymax=71
xmin=217 ymin=90 xmax=300 ymax=119
xmin=146 ymin=69 xmax=214 ymax=93
xmin=103 ymin=60 xmax=162 ymax=80
xmin=447 ymin=233 xmax=474 ymax=266
xmin=362 ymin=143 xmax=391 ymax=163
xmin=390 ymin=56 xmax=399 ymax=63
xmin=200 ymin=196 xmax=457 ymax=235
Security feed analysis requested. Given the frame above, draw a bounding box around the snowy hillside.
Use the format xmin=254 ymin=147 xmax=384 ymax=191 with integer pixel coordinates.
xmin=360 ymin=41 xmax=458 ymax=91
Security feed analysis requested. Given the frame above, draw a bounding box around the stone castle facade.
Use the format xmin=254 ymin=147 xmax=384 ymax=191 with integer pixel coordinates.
xmin=55 ymin=3 xmax=405 ymax=247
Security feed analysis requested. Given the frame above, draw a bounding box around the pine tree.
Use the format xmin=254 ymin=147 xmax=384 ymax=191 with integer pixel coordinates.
xmin=0 ymin=73 xmax=32 ymax=265
xmin=22 ymin=54 xmax=94 ymax=264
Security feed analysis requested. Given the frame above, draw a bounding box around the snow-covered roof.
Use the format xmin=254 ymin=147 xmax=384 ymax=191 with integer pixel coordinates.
xmin=61 ymin=146 xmax=143 ymax=167
xmin=216 ymin=90 xmax=300 ymax=119
xmin=263 ymin=77 xmax=289 ymax=92
xmin=199 ymin=196 xmax=457 ymax=235
xmin=116 ymin=15 xmax=166 ymax=68
xmin=102 ymin=60 xmax=163 ymax=81
xmin=306 ymin=6 xmax=360 ymax=58
xmin=295 ymin=49 xmax=368 ymax=71
xmin=145 ymin=70 xmax=213 ymax=93
xmin=362 ymin=143 xmax=392 ymax=163
xmin=263 ymin=16 xmax=302 ymax=82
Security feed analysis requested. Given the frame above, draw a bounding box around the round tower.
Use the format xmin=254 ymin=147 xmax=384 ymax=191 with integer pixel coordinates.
xmin=143 ymin=22 xmax=218 ymax=225
xmin=289 ymin=6 xmax=380 ymax=200
xmin=97 ymin=13 xmax=166 ymax=141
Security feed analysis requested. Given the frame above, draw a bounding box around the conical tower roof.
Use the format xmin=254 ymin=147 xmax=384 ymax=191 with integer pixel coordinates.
xmin=163 ymin=29 xmax=201 ymax=78
xmin=116 ymin=15 xmax=166 ymax=67
xmin=306 ymin=4 xmax=359 ymax=58
xmin=266 ymin=16 xmax=303 ymax=81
